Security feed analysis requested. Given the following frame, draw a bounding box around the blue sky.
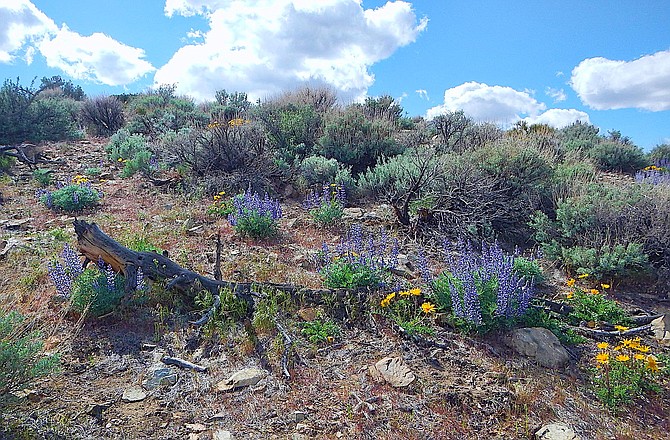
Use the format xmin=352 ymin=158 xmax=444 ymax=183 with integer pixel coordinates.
xmin=1 ymin=0 xmax=669 ymax=150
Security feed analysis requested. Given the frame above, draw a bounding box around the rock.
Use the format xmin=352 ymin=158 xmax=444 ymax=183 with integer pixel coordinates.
xmin=185 ymin=423 xmax=207 ymax=432
xmin=505 ymin=327 xmax=570 ymax=369
xmin=0 ymin=237 xmax=25 ymax=259
xmin=373 ymin=357 xmax=415 ymax=387
xmin=361 ymin=211 xmax=381 ymax=221
xmin=292 ymin=434 xmax=308 ymax=440
xmin=142 ymin=367 xmax=178 ymax=390
xmin=342 ymin=207 xmax=363 ymax=219
xmin=121 ymin=387 xmax=147 ymax=402
xmin=535 ymin=422 xmax=579 ymax=440
xmin=3 ymin=218 xmax=32 ymax=229
xmin=296 ymin=308 xmax=318 ymax=322
xmin=651 ymin=315 xmax=670 ymax=346
xmin=213 ymin=430 xmax=235 ymax=440
xmin=292 ymin=411 xmax=308 ymax=422
xmin=216 ymin=367 xmax=267 ymax=391
xmin=285 ymin=218 xmax=298 ymax=229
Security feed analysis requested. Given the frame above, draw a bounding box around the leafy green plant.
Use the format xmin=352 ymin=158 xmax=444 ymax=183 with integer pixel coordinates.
xmin=0 ymin=310 xmax=59 ymax=403
xmin=206 ymin=191 xmax=234 ymax=217
xmin=566 ymin=286 xmax=629 ymax=326
xmin=195 ymin=289 xmax=250 ymax=337
xmin=69 ymin=267 xmax=127 ymax=317
xmin=32 ymin=168 xmax=53 ymax=186
xmin=228 ymin=192 xmax=282 ymax=240
xmin=106 ymin=129 xmax=152 ymax=177
xmin=378 ymin=288 xmax=435 ymax=336
xmin=37 ymin=181 xmax=102 ymax=212
xmin=84 ymin=167 xmax=102 ymax=177
xmin=321 ymin=259 xmax=384 ymax=290
xmin=589 ymin=141 xmax=649 ymax=173
xmin=0 ymin=153 xmax=14 ymax=173
xmin=519 ymin=307 xmax=585 ymax=345
xmin=513 ymin=257 xmax=545 ymax=285
xmin=300 ymin=316 xmax=341 ymax=345
xmin=591 ymin=339 xmax=663 ymax=411
xmin=303 ymin=184 xmax=346 ymax=226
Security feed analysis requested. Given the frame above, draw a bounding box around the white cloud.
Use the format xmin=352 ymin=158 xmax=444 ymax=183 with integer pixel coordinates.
xmin=425 ymin=81 xmax=546 ymax=125
xmin=155 ymin=0 xmax=428 ymax=102
xmin=571 ymin=49 xmax=670 ymax=111
xmin=545 ymin=87 xmax=566 ymax=103
xmin=415 ymin=89 xmax=429 ymax=100
xmin=0 ymin=0 xmax=56 ymax=63
xmin=38 ymin=25 xmax=155 ymax=86
xmin=523 ymin=108 xmax=590 ymax=128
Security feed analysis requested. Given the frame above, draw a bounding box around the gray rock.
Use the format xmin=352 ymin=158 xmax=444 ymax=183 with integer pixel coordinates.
xmin=142 ymin=367 xmax=178 ymax=390
xmin=292 ymin=411 xmax=308 ymax=422
xmin=121 ymin=387 xmax=147 ymax=402
xmin=216 ymin=367 xmax=267 ymax=391
xmin=373 ymin=357 xmax=415 ymax=387
xmin=535 ymin=422 xmax=579 ymax=440
xmin=342 ymin=207 xmax=364 ymax=219
xmin=505 ymin=327 xmax=570 ymax=369
xmin=651 ymin=315 xmax=670 ymax=346
xmin=213 ymin=431 xmax=235 ymax=440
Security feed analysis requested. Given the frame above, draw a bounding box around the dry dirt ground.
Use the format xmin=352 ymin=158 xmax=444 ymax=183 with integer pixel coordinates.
xmin=0 ymin=139 xmax=668 ymax=440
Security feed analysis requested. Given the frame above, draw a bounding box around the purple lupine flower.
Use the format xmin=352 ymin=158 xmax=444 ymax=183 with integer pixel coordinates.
xmin=416 ymin=249 xmax=433 ymax=284
xmin=48 ymin=261 xmax=73 ymax=297
xmin=61 ymin=244 xmax=82 ymax=278
xmin=136 ymin=267 xmax=147 ymax=292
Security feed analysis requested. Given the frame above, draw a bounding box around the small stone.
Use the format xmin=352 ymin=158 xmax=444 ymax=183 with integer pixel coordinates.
xmin=292 ymin=434 xmax=308 ymax=440
xmin=651 ymin=315 xmax=670 ymax=346
xmin=293 ymin=411 xmax=307 ymax=422
xmin=374 ymin=357 xmax=415 ymax=387
xmin=185 ymin=423 xmax=207 ymax=432
xmin=143 ymin=367 xmax=178 ymax=390
xmin=216 ymin=367 xmax=267 ymax=391
xmin=342 ymin=207 xmax=363 ymax=219
xmin=535 ymin=422 xmax=579 ymax=440
xmin=505 ymin=327 xmax=571 ymax=369
xmin=213 ymin=430 xmax=235 ymax=440
xmin=121 ymin=387 xmax=147 ymax=402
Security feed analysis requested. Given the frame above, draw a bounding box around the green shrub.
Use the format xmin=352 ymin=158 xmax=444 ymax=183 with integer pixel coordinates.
xmin=70 ymin=267 xmax=127 ymax=317
xmin=32 ymin=168 xmax=53 ymax=186
xmin=378 ymin=288 xmax=435 ymax=336
xmin=319 ymin=104 xmax=403 ymax=174
xmin=300 ymin=317 xmax=341 ymax=344
xmin=38 ymin=182 xmax=101 ymax=212
xmin=228 ymin=192 xmax=282 ymax=240
xmin=560 ymin=244 xmax=648 ymax=280
xmin=321 ymin=259 xmax=384 ymax=290
xmin=0 ymin=310 xmax=60 ymax=402
xmin=589 ymin=141 xmax=649 ymax=173
xmin=0 ymin=154 xmax=15 ymax=173
xmin=106 ymin=129 xmax=153 ymax=177
xmin=566 ymin=288 xmax=629 ymax=325
xmin=195 ymin=288 xmax=250 ymax=337
xmin=80 ymin=95 xmax=125 ymax=136
xmin=0 ymin=78 xmax=81 ymax=144
xmin=299 ymin=155 xmax=340 ymax=186
xmin=513 ymin=257 xmax=545 ymax=285
xmin=647 ymin=144 xmax=670 ymax=163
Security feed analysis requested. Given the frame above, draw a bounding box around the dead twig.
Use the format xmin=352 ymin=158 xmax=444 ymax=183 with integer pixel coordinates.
xmin=161 ymin=356 xmax=208 ymax=373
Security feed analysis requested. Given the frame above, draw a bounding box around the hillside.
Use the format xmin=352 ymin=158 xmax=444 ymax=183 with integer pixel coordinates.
xmin=0 ymin=135 xmax=669 ymax=440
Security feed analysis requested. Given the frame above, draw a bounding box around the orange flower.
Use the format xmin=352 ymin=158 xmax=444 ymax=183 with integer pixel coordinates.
xmin=646 ymin=356 xmax=659 ymax=373
xmin=590 ymin=289 xmax=599 ymax=295
xmin=566 ymin=278 xmax=576 ymax=287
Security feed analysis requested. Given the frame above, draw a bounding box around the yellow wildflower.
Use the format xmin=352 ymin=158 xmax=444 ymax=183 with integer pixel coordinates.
xmin=646 ymin=356 xmax=659 ymax=373
xmin=380 ymin=298 xmax=390 ymax=308
xmin=566 ymin=291 xmax=574 ymax=299
xmin=566 ymin=278 xmax=576 ymax=287
xmin=117 ymin=158 xmax=124 ymax=162
xmin=614 ymin=325 xmax=629 ymax=332
xmin=590 ymin=288 xmax=599 ymax=295
xmin=601 ymin=283 xmax=610 ymax=289
xmin=621 ymin=338 xmax=634 ymax=348
xmin=327 ymin=336 xmax=334 ymax=344
xmin=409 ymin=288 xmax=421 ymax=296
xmin=578 ymin=273 xmax=589 ymax=279
xmin=213 ymin=195 xmax=221 ymax=201
xmin=219 ymin=191 xmax=225 ymax=195
xmin=595 ymin=352 xmax=609 ymax=364
xmin=634 ymin=354 xmax=645 ymax=361
xmin=635 ymin=345 xmax=650 ymax=353
xmin=421 ymin=302 xmax=436 ymax=314
xmin=597 ymin=342 xmax=609 ymax=350
xmin=398 ymin=290 xmax=411 ymax=297
xmin=616 ymin=354 xmax=630 ymax=362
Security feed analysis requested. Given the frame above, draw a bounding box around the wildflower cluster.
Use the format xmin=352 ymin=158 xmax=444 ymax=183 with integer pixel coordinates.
xmin=302 ymin=183 xmax=346 ymax=226
xmin=36 ymin=177 xmax=102 ymax=212
xmin=591 ymin=339 xmax=664 ymax=410
xmin=47 ymin=244 xmax=148 ymax=317
xmin=207 ymin=118 xmax=250 ymax=129
xmin=228 ymin=191 xmax=282 ymax=239
xmin=206 ymin=191 xmax=234 ymax=217
xmin=427 ymin=239 xmax=535 ymax=332
xmin=564 ymin=275 xmax=628 ymax=326
xmin=318 ymin=224 xmax=399 ymax=290
xmin=378 ymin=287 xmax=435 ymax=335
xmin=635 ymin=159 xmax=670 ymax=185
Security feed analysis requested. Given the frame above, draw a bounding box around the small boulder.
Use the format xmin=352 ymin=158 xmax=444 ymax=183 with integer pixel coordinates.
xmin=213 ymin=431 xmax=235 ymax=440
xmin=121 ymin=387 xmax=147 ymax=402
xmin=373 ymin=357 xmax=415 ymax=387
xmin=505 ymin=327 xmax=570 ymax=369
xmin=216 ymin=367 xmax=267 ymax=391
xmin=342 ymin=207 xmax=364 ymax=219
xmin=535 ymin=422 xmax=579 ymax=440
xmin=143 ymin=367 xmax=178 ymax=390
xmin=651 ymin=315 xmax=670 ymax=346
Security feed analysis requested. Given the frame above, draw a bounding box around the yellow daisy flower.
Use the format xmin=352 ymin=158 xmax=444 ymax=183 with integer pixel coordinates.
xmin=597 ymin=342 xmax=609 ymax=350
xmin=616 ymin=354 xmax=630 ymax=362
xmin=410 ymin=288 xmax=422 ymax=296
xmin=595 ymin=352 xmax=609 ymax=364
xmin=421 ymin=302 xmax=436 ymax=314
xmin=566 ymin=278 xmax=576 ymax=287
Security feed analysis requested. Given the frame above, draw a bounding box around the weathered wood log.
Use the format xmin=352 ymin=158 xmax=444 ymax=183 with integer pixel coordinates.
xmin=161 ymin=356 xmax=207 ymax=372
xmin=570 ymin=324 xmax=652 ymax=339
